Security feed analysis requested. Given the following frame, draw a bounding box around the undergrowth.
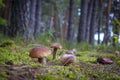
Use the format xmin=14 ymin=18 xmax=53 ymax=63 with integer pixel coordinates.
xmin=0 ymin=34 xmax=120 ymax=80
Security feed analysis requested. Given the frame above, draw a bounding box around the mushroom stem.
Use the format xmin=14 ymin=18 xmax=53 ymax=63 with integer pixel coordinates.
xmin=52 ymin=48 xmax=58 ymax=60
xmin=38 ymin=58 xmax=46 ymax=64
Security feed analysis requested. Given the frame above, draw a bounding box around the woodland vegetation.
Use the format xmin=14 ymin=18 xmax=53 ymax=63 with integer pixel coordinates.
xmin=0 ymin=0 xmax=120 ymax=80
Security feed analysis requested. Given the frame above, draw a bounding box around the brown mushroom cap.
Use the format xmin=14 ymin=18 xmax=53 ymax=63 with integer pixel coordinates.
xmin=50 ymin=43 xmax=62 ymax=49
xmin=66 ymin=50 xmax=74 ymax=54
xmin=29 ymin=46 xmax=51 ymax=58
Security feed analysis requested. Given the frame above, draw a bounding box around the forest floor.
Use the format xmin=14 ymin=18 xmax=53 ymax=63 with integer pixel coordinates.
xmin=0 ymin=39 xmax=120 ymax=80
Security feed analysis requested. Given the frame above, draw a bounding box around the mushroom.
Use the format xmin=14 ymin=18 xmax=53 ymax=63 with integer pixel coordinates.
xmin=29 ymin=46 xmax=51 ymax=64
xmin=97 ymin=57 xmax=113 ymax=64
xmin=66 ymin=50 xmax=74 ymax=54
xmin=60 ymin=50 xmax=76 ymax=66
xmin=115 ymin=51 xmax=120 ymax=56
xmin=50 ymin=43 xmax=62 ymax=60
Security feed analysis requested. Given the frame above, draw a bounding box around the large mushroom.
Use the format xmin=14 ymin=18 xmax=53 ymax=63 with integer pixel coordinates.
xmin=29 ymin=46 xmax=51 ymax=64
xmin=50 ymin=43 xmax=62 ymax=60
xmin=60 ymin=50 xmax=76 ymax=66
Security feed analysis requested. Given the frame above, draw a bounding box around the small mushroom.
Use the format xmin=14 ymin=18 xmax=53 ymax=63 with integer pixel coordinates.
xmin=66 ymin=50 xmax=74 ymax=54
xmin=60 ymin=50 xmax=76 ymax=66
xmin=29 ymin=46 xmax=51 ymax=64
xmin=115 ymin=51 xmax=120 ymax=56
xmin=51 ymin=43 xmax=62 ymax=60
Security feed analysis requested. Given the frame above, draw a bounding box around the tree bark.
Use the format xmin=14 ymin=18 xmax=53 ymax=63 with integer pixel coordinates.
xmin=89 ymin=0 xmax=98 ymax=45
xmin=21 ymin=0 xmax=30 ymax=41
xmin=85 ymin=0 xmax=94 ymax=42
xmin=67 ymin=0 xmax=74 ymax=43
xmin=98 ymin=0 xmax=104 ymax=44
xmin=34 ymin=0 xmax=42 ymax=38
xmin=52 ymin=2 xmax=59 ymax=38
xmin=1 ymin=0 xmax=11 ymax=35
xmin=102 ymin=0 xmax=112 ymax=44
xmin=28 ymin=0 xmax=37 ymax=40
xmin=6 ymin=0 xmax=42 ymax=41
xmin=9 ymin=0 xmax=20 ymax=37
xmin=63 ymin=8 xmax=69 ymax=40
xmin=77 ymin=0 xmax=88 ymax=42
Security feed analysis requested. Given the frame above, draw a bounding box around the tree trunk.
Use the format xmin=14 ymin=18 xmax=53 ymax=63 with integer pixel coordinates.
xmin=89 ymin=0 xmax=98 ymax=45
xmin=98 ymin=0 xmax=104 ymax=44
xmin=102 ymin=0 xmax=112 ymax=44
xmin=21 ymin=0 xmax=30 ymax=41
xmin=8 ymin=0 xmax=42 ymax=41
xmin=1 ymin=0 xmax=11 ymax=35
xmin=85 ymin=0 xmax=94 ymax=42
xmin=34 ymin=0 xmax=42 ymax=38
xmin=52 ymin=2 xmax=59 ymax=38
xmin=27 ymin=0 xmax=37 ymax=40
xmin=63 ymin=8 xmax=69 ymax=40
xmin=77 ymin=0 xmax=88 ymax=42
xmin=67 ymin=0 xmax=74 ymax=43
xmin=9 ymin=0 xmax=23 ymax=37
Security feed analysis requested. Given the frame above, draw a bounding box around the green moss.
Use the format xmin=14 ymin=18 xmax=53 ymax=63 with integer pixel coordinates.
xmin=99 ymin=53 xmax=116 ymax=59
xmin=0 ymin=72 xmax=7 ymax=80
xmin=66 ymin=73 xmax=75 ymax=79
xmin=86 ymin=71 xmax=120 ymax=80
xmin=80 ymin=75 xmax=88 ymax=80
xmin=77 ymin=55 xmax=97 ymax=63
xmin=0 ymin=48 xmax=10 ymax=62
xmin=0 ymin=40 xmax=15 ymax=47
xmin=0 ymin=48 xmax=32 ymax=65
xmin=106 ymin=75 xmax=120 ymax=80
xmin=36 ymin=74 xmax=66 ymax=80
xmin=116 ymin=60 xmax=120 ymax=67
xmin=77 ymin=50 xmax=117 ymax=64
xmin=80 ymin=51 xmax=90 ymax=55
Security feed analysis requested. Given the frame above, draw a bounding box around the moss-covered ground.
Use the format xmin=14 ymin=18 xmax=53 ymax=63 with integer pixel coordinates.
xmin=0 ymin=35 xmax=120 ymax=80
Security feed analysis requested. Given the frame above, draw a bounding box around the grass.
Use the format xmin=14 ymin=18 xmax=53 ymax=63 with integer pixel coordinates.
xmin=0 ymin=34 xmax=120 ymax=80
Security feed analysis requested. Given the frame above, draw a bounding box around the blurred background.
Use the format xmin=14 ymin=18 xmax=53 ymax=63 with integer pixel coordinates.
xmin=0 ymin=0 xmax=120 ymax=46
